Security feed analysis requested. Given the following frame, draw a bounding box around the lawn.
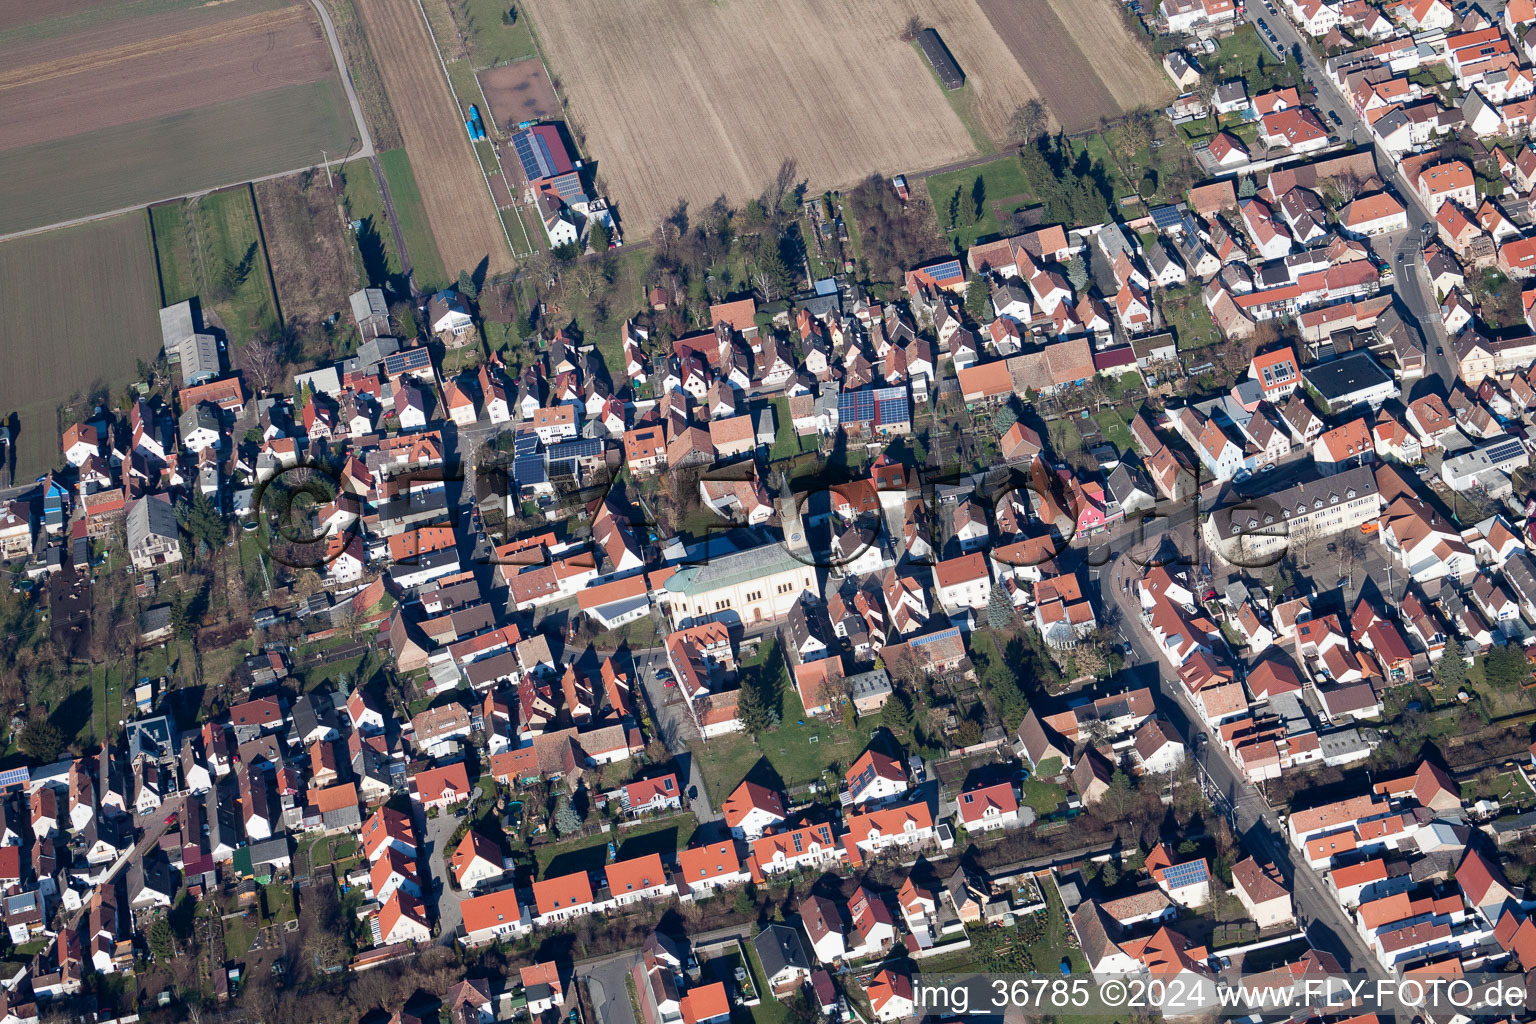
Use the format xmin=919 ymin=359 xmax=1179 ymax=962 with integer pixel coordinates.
xmin=445 ymin=58 xmax=488 ymax=120
xmin=691 ymin=689 xmax=879 ymax=798
xmin=1210 ymin=25 xmax=1303 ymax=95
xmin=338 ymin=160 xmax=411 ymax=299
xmin=1160 ymin=284 xmax=1220 ymax=351
xmin=454 ymin=0 xmax=540 ymax=67
xmin=378 ymin=148 xmax=450 ymax=292
xmin=150 ymin=184 xmax=281 ymax=349
xmin=924 ymin=153 xmax=1034 ymax=251
xmin=222 ymin=910 xmax=256 ymax=960
xmin=769 ymin=397 xmax=807 ymax=461
xmin=1092 ymin=406 xmax=1135 ymax=454
xmin=1074 ymin=132 xmax=1137 ymax=203
xmin=534 ymin=815 xmax=695 ymax=876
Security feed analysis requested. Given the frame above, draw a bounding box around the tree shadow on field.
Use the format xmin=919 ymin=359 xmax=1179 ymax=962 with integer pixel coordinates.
xmin=356 ymin=216 xmax=410 ymax=301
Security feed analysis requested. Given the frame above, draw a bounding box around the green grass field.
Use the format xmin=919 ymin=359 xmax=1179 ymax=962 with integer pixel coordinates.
xmin=150 ymin=184 xmax=281 ymax=349
xmin=535 ymin=815 xmax=694 ymax=875
xmin=379 ymin=149 xmax=450 ymax=292
xmin=454 ymin=0 xmax=539 ymax=67
xmin=691 ymin=688 xmax=879 ymax=797
xmin=925 ymin=154 xmax=1035 ymax=251
xmin=0 ymin=213 xmax=162 ymax=477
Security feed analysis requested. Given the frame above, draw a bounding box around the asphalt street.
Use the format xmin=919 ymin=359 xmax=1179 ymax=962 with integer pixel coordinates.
xmin=1253 ymin=0 xmax=1454 ymax=395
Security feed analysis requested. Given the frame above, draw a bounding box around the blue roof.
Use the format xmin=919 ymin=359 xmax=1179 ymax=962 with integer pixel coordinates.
xmin=1150 ymin=205 xmax=1183 ymax=229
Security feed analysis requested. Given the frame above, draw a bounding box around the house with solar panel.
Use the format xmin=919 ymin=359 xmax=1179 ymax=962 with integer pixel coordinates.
xmin=510 ymin=122 xmax=617 ymax=249
xmin=837 ymin=387 xmax=911 ymax=438
xmin=1145 ymin=843 xmax=1212 ymax=907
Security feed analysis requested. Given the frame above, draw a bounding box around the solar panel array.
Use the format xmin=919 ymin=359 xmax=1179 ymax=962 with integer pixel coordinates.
xmin=924 ymin=258 xmax=962 ymax=282
xmin=549 ymin=438 xmax=603 ymax=461
xmin=873 ymin=386 xmax=910 ymax=425
xmin=514 ymin=455 xmax=548 ymax=487
xmin=512 ymin=129 xmax=557 ymax=181
xmin=1151 ymin=205 xmax=1183 ymax=230
xmin=1485 ymin=439 xmax=1525 ymax=465
xmin=515 ymin=433 xmax=540 ymax=456
xmin=839 ymin=389 xmax=875 ymax=424
xmin=1160 ymin=859 xmax=1210 ymax=888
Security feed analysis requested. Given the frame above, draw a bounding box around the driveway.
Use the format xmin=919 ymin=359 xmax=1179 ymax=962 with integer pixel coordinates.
xmin=633 ymin=644 xmax=721 ymax=823
xmin=420 ymin=804 xmax=469 ymax=944
xmin=585 ymin=952 xmax=641 ymax=1024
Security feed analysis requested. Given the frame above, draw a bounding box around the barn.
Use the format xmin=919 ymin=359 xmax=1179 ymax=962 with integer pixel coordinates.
xmin=917 ymin=28 xmax=964 ymax=90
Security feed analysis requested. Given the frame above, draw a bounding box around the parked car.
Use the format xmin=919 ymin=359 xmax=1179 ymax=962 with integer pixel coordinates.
xmin=1328 ymin=110 xmax=1343 ymax=126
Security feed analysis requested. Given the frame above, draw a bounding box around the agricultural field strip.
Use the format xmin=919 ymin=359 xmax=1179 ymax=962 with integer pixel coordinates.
xmin=413 ymin=0 xmax=520 ymax=260
xmin=0 ymin=6 xmax=307 ymax=90
xmin=358 ymin=0 xmax=513 ymax=276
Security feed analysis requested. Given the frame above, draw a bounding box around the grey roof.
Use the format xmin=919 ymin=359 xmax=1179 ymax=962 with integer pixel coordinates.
xmin=350 ymin=288 xmax=388 ymax=324
xmin=1210 ymin=464 xmax=1379 ymax=541
xmin=247 ymin=835 xmax=292 ymax=869
xmin=1302 ymin=351 xmax=1395 ymax=404
xmin=665 ymin=543 xmax=806 ymax=597
xmin=179 ymin=403 xmax=220 ymax=436
xmin=127 ymin=715 xmax=177 ymax=763
xmin=754 ymin=923 xmax=811 ymax=978
xmin=126 ymin=495 xmax=179 ymax=551
xmin=1105 ymin=462 xmax=1153 ymax=505
xmin=160 ymin=301 xmax=196 ymax=348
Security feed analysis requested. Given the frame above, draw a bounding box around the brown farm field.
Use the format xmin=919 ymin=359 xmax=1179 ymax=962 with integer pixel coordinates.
xmin=0 ymin=214 xmax=162 ymax=478
xmin=0 ymin=0 xmax=356 ymax=235
xmin=478 ymin=58 xmax=561 ymax=137
xmin=357 ymin=0 xmax=514 ymax=278
xmin=523 ymin=0 xmax=1044 ymax=236
xmin=977 ymin=0 xmax=1173 ymax=131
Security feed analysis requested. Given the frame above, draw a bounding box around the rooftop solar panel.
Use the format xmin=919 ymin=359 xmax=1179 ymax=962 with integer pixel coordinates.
xmin=1161 ymin=860 xmax=1210 ymax=887
xmin=924 ymin=259 xmax=962 ymax=281
xmin=1486 ymin=440 xmax=1525 ymax=463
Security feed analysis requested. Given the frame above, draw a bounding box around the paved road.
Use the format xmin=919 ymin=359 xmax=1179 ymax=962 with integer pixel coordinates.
xmin=586 ymin=953 xmax=640 ymax=1024
xmin=1090 ymin=516 xmax=1396 ymax=994
xmin=1254 ymin=1 xmax=1450 ymax=391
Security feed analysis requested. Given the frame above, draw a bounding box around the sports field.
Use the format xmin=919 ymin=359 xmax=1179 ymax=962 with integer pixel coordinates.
xmin=977 ymin=0 xmax=1173 ymax=131
xmin=0 ymin=214 xmax=162 ymax=477
xmin=357 ymin=0 xmax=514 ymax=278
xmin=0 ymin=0 xmax=356 ymax=235
xmin=524 ymin=0 xmax=1022 ymax=236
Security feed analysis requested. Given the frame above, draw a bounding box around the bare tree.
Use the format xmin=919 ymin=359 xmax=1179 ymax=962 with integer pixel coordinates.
xmin=1010 ymin=99 xmax=1049 ymax=142
xmin=241 ymin=338 xmax=283 ymax=396
xmin=768 ymin=159 xmax=799 ymax=218
xmin=567 ymin=260 xmax=604 ymax=300
xmin=899 ymin=15 xmax=923 ymax=41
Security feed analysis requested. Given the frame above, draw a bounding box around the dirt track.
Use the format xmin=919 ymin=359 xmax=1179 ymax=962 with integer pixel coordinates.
xmin=0 ymin=8 xmax=335 ymax=151
xmin=477 ymin=58 xmax=561 ymax=139
xmin=358 ymin=0 xmax=513 ymax=278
